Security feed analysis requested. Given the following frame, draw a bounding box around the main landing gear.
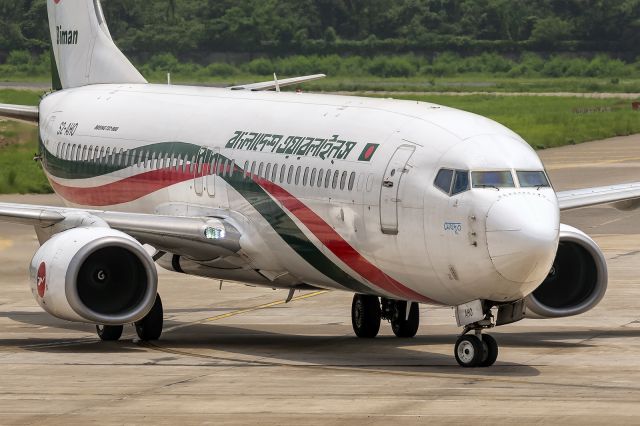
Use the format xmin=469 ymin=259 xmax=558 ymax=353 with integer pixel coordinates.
xmin=96 ymin=294 xmax=164 ymax=342
xmin=351 ymin=294 xmax=420 ymax=339
xmin=351 ymin=294 xmax=500 ymax=367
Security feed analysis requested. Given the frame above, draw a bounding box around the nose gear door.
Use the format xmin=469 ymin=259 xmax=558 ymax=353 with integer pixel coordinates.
xmin=380 ymin=145 xmax=415 ymax=235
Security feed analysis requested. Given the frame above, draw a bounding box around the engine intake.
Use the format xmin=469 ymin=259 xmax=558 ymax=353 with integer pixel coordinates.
xmin=30 ymin=227 xmax=158 ymax=325
xmin=525 ymin=224 xmax=607 ymax=318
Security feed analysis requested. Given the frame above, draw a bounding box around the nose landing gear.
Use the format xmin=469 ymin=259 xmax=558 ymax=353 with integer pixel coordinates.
xmin=454 ymin=307 xmax=499 ymax=367
xmin=455 ymin=331 xmax=499 ymax=368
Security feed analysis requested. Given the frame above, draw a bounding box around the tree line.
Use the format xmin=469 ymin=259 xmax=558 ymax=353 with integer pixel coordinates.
xmin=1 ymin=0 xmax=640 ymax=60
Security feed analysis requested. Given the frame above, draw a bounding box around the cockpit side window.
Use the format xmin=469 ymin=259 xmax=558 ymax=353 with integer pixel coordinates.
xmin=434 ymin=169 xmax=454 ymax=194
xmin=451 ymin=170 xmax=470 ymax=195
xmin=517 ymin=171 xmax=550 ymax=188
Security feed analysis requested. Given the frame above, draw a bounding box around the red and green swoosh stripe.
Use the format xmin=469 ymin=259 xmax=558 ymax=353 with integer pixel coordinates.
xmin=41 ymin=141 xmax=435 ymax=303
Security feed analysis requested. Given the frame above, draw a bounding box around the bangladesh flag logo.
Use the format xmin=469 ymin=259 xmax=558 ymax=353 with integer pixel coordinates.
xmin=358 ymin=143 xmax=379 ymax=161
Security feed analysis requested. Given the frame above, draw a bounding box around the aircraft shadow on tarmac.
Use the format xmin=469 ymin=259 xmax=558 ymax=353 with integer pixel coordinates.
xmin=4 ymin=309 xmax=640 ymax=377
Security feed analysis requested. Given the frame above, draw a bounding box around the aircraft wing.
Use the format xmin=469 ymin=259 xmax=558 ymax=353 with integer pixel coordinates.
xmin=0 ymin=103 xmax=39 ymax=124
xmin=229 ymin=74 xmax=326 ymax=91
xmin=0 ymin=202 xmax=242 ymax=258
xmin=557 ymin=182 xmax=640 ymax=211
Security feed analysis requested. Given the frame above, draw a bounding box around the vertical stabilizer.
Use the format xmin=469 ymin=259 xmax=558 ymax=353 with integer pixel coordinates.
xmin=47 ymin=0 xmax=147 ymax=89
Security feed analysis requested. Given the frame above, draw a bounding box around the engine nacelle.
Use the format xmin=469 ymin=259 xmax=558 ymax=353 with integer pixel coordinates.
xmin=525 ymin=224 xmax=607 ymax=318
xmin=29 ymin=227 xmax=158 ymax=325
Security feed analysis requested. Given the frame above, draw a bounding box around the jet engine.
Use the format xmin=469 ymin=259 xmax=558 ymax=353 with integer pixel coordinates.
xmin=525 ymin=224 xmax=607 ymax=318
xmin=29 ymin=227 xmax=158 ymax=325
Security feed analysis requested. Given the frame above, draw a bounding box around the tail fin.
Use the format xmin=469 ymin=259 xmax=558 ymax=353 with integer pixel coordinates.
xmin=47 ymin=0 xmax=147 ymax=89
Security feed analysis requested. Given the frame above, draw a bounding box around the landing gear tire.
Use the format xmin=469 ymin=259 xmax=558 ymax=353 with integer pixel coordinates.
xmin=479 ymin=334 xmax=499 ymax=367
xmin=391 ymin=302 xmax=419 ymax=338
xmin=454 ymin=334 xmax=485 ymax=368
xmin=351 ymin=294 xmax=381 ymax=338
xmin=135 ymin=294 xmax=163 ymax=341
xmin=96 ymin=324 xmax=123 ymax=341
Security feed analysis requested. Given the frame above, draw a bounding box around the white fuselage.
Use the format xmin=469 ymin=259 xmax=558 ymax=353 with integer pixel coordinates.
xmin=37 ymin=84 xmax=560 ymax=307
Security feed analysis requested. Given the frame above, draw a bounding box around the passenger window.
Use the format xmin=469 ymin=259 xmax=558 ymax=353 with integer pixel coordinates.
xmin=357 ymin=173 xmax=364 ymax=191
xmin=332 ymin=170 xmax=339 ymax=189
xmin=100 ymin=147 xmax=105 ymax=164
xmin=258 ymin=162 xmax=264 ymax=179
xmin=310 ymin=168 xmax=317 ymax=186
xmin=71 ymin=144 xmax=77 ymax=161
xmin=265 ymin=163 xmax=272 ymax=181
xmin=280 ymin=164 xmax=286 ymax=183
xmin=82 ymin=145 xmax=87 ymax=161
xmin=325 ymin=169 xmax=332 ymax=189
xmin=303 ymin=167 xmax=309 ymax=186
xmin=366 ymin=174 xmax=374 ymax=192
xmin=272 ymin=163 xmax=279 ymax=182
xmin=56 ymin=143 xmax=61 ymax=157
xmin=190 ymin=155 xmax=196 ymax=173
xmin=243 ymin=161 xmax=249 ymax=178
xmin=318 ymin=169 xmax=324 ymax=187
xmin=250 ymin=161 xmax=256 ymax=178
xmin=65 ymin=144 xmax=71 ymax=160
xmin=348 ymin=172 xmax=356 ymax=191
xmin=287 ymin=165 xmax=294 ymax=184
xmin=295 ymin=166 xmax=301 ymax=185
xmin=452 ymin=170 xmax=470 ymax=195
xmin=138 ymin=150 xmax=144 ymax=168
xmin=340 ymin=171 xmax=347 ymax=190
xmin=434 ymin=169 xmax=454 ymax=194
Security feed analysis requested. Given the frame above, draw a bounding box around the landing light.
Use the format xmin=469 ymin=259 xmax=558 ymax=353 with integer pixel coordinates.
xmin=204 ymin=227 xmax=226 ymax=240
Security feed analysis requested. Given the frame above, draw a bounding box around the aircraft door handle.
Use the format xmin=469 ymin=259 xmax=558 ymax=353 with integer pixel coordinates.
xmin=383 ymin=180 xmax=394 ymax=188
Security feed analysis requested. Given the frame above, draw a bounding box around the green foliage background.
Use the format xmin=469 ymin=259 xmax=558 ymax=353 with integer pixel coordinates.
xmin=2 ymin=0 xmax=640 ymax=59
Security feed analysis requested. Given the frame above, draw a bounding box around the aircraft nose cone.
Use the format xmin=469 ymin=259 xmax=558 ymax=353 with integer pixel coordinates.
xmin=486 ymin=194 xmax=559 ymax=283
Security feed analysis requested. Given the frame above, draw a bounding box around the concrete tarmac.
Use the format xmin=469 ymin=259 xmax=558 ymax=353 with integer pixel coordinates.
xmin=2 ymin=135 xmax=640 ymax=425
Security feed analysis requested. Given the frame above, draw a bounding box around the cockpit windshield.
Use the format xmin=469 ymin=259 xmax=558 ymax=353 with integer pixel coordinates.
xmin=471 ymin=171 xmax=515 ymax=189
xmin=517 ymin=171 xmax=550 ymax=188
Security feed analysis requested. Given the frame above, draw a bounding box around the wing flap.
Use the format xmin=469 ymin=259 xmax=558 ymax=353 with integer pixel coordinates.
xmin=229 ymin=74 xmax=326 ymax=91
xmin=557 ymin=182 xmax=640 ymax=211
xmin=0 ymin=103 xmax=39 ymax=123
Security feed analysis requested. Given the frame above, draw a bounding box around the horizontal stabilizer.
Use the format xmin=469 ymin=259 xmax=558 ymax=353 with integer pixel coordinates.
xmin=0 ymin=104 xmax=39 ymax=123
xmin=229 ymin=74 xmax=326 ymax=91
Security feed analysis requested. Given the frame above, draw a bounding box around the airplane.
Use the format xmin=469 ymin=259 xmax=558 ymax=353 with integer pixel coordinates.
xmin=2 ymin=0 xmax=640 ymax=368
